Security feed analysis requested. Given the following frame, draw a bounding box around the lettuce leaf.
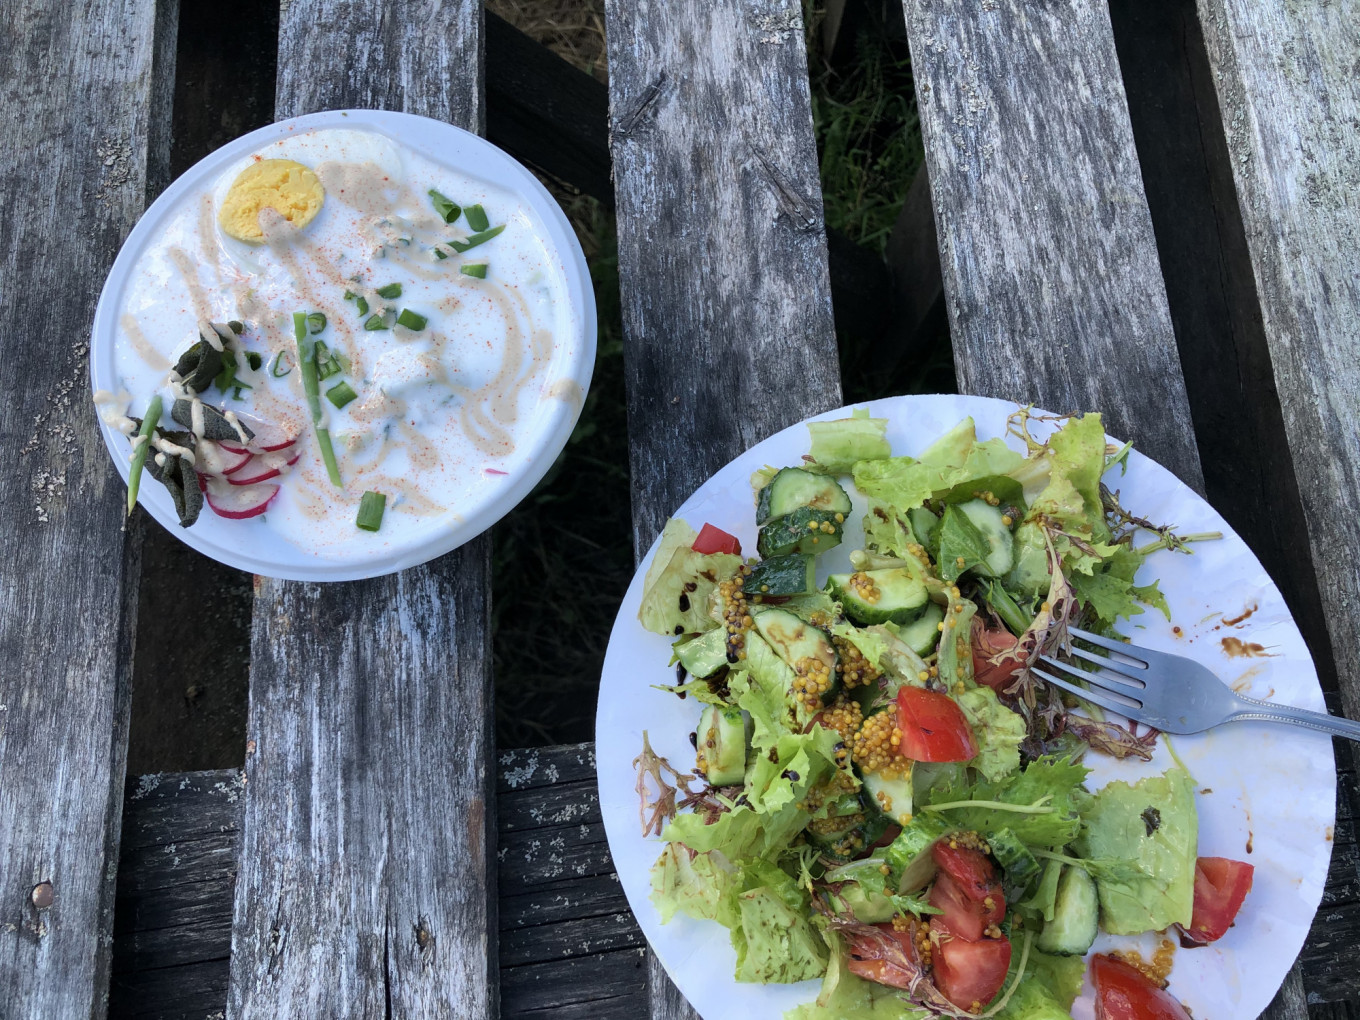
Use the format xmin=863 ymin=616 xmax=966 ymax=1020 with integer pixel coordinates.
xmin=1074 ymin=767 xmax=1198 ymax=934
xmin=729 ymin=633 xmax=797 ymax=750
xmin=807 ymin=412 xmax=892 ymax=474
xmin=650 ymin=843 xmax=739 ymax=925
xmin=853 ymin=418 xmax=1023 ymax=513
xmin=917 ymin=755 xmax=1091 ymax=849
xmin=783 ymin=929 xmax=925 ymax=1019
xmin=955 ymin=686 xmax=1026 ymax=781
xmin=992 ymin=940 xmax=1084 ymax=1020
xmin=730 ymin=860 xmax=829 ymax=983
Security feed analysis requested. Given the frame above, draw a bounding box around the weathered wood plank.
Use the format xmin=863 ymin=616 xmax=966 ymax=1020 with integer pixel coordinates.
xmin=1192 ymin=0 xmax=1360 ymax=730
xmin=604 ymin=0 xmax=842 ymax=551
xmin=0 ymin=1 xmax=171 ymax=1016
xmin=111 ymin=750 xmax=647 ymax=1019
xmin=901 ymin=0 xmax=1204 ymax=487
xmin=225 ymin=4 xmax=496 ymax=1019
xmin=604 ymin=2 xmax=842 ymax=1015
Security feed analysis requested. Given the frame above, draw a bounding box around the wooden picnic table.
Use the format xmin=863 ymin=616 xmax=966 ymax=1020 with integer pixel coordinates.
xmin=1 ymin=1 xmax=1356 ymax=1018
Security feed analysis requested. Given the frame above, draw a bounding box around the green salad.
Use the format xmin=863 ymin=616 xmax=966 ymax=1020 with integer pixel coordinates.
xmin=634 ymin=409 xmax=1243 ymax=1019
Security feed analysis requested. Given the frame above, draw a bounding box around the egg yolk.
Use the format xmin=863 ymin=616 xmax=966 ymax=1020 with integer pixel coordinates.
xmin=218 ymin=158 xmax=325 ymax=243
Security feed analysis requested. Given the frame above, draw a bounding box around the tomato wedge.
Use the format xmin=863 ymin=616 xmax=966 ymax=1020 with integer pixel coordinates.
xmin=933 ymin=933 xmax=1011 ymax=1011
xmin=929 ymin=872 xmax=986 ymax=942
xmin=932 ymin=843 xmax=1001 ymax=906
xmin=1091 ymin=955 xmax=1192 ymax=1020
xmin=844 ymin=922 xmax=921 ymax=990
xmin=896 ymin=686 xmax=978 ymax=762
xmin=691 ymin=523 xmax=741 ymax=555
xmin=1184 ymin=856 xmax=1255 ymax=944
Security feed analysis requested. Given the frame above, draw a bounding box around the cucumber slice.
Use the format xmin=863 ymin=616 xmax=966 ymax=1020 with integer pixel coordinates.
xmin=674 ymin=628 xmax=729 ymax=679
xmin=639 ymin=546 xmax=742 ymax=636
xmin=695 ymin=704 xmax=748 ymax=786
xmin=757 ymin=507 xmax=845 ymax=558
xmin=895 ymin=602 xmax=944 ymax=655
xmin=746 ymin=553 xmax=817 ymax=596
xmin=958 ymin=499 xmax=1015 ymax=577
xmin=1036 ymin=864 xmax=1099 ymax=956
xmin=756 ymin=467 xmax=853 ymax=524
xmin=753 ymin=608 xmax=837 ymax=673
xmin=862 ymin=767 xmax=914 ymax=825
xmin=825 ymin=569 xmax=928 ymax=626
xmin=908 ymin=506 xmax=941 ymax=553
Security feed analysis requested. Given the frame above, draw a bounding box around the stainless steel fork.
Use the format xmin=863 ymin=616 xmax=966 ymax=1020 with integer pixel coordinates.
xmin=1033 ymin=626 xmax=1360 ymax=742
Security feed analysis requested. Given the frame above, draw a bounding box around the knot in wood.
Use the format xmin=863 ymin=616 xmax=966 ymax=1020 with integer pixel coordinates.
xmin=30 ymin=882 xmax=54 ymax=909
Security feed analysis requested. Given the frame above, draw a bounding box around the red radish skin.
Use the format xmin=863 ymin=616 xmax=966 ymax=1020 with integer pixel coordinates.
xmin=228 ymin=450 xmax=302 ymax=486
xmin=196 ymin=441 xmax=253 ymax=477
xmin=201 ymin=474 xmax=278 ymax=519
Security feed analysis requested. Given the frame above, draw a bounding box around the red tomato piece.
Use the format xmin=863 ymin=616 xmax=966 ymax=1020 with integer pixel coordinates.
xmin=844 ymin=922 xmax=921 ymax=990
xmin=691 ymin=523 xmax=741 ymax=555
xmin=933 ymin=932 xmax=1012 ymax=1011
xmin=929 ymin=872 xmax=985 ymax=942
xmin=1185 ymin=856 xmax=1255 ymax=944
xmin=1091 ymin=955 xmax=1193 ymax=1020
xmin=932 ymin=843 xmax=1002 ymax=906
xmin=896 ymin=686 xmax=979 ymax=762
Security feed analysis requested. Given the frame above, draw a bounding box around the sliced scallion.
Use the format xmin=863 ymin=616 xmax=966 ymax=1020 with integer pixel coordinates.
xmin=428 ymin=188 xmax=461 ymax=224
xmin=464 ymin=204 xmax=489 ymax=232
xmin=326 ymin=381 xmax=358 ymax=409
xmin=127 ymin=394 xmax=163 ymax=516
xmin=227 ymin=320 xmax=245 ymax=335
xmin=375 ymin=282 xmax=402 ymax=299
xmin=396 ymin=309 xmax=427 ymax=331
xmin=307 ymin=312 xmax=327 ymax=334
xmin=356 ymin=490 xmax=386 ymax=532
xmin=295 ymin=311 xmax=342 ymax=487
xmin=364 ymin=312 xmax=391 ymax=331
xmin=448 ymin=224 xmax=505 ymax=254
xmin=460 ymin=263 xmax=488 ymax=279
xmin=244 ymin=351 xmax=263 ymax=371
xmin=344 ymin=290 xmax=369 ymax=316
xmin=270 ymin=350 xmax=294 ymax=377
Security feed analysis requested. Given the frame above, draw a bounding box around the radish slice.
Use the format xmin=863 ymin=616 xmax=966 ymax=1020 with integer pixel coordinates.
xmin=196 ymin=441 xmax=252 ymax=477
xmin=229 ymin=450 xmax=302 ymax=486
xmin=256 ymin=436 xmax=298 ymax=453
xmin=202 ymin=475 xmax=278 ymax=519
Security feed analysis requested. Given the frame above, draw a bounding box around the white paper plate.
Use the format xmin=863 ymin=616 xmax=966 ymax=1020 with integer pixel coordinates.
xmin=90 ymin=109 xmax=595 ymax=581
xmin=597 ymin=393 xmax=1335 ymax=1020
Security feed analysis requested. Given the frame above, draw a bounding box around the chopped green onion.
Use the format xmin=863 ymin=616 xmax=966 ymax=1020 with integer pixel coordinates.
xmin=428 ymin=188 xmax=461 ymax=224
xmin=227 ymin=320 xmax=245 ymax=335
xmin=232 ymin=386 xmax=246 ymax=400
xmin=335 ymin=353 xmax=352 ymax=375
xmin=295 ymin=312 xmax=342 ymax=487
xmin=364 ymin=312 xmax=391 ymax=331
xmin=244 ymin=351 xmax=263 ymax=371
xmin=318 ymin=360 xmax=342 ymax=381
xmin=375 ymin=282 xmax=402 ymax=299
xmin=464 ymin=204 xmax=489 ymax=232
xmin=356 ymin=490 xmax=387 ymax=532
xmin=270 ymin=350 xmax=294 ymax=377
xmin=396 ymin=309 xmax=427 ymax=331
xmin=307 ymin=312 xmax=327 ymax=334
xmin=344 ymin=290 xmax=370 ymax=316
xmin=326 ymin=381 xmax=358 ymax=409
xmin=460 ymin=263 xmax=488 ymax=279
xmin=127 ymin=394 xmax=163 ymax=516
xmin=313 ymin=341 xmax=342 ymax=380
xmin=448 ymin=224 xmax=505 ymax=253
xmin=214 ymin=349 xmax=252 ymax=396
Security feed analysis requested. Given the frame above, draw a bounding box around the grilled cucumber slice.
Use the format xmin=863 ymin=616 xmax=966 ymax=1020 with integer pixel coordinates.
xmin=756 ymin=468 xmax=853 ymax=525
xmin=757 ymin=506 xmax=845 ymax=558
xmin=695 ymin=704 xmax=749 ymax=786
xmin=745 ymin=553 xmax=817 ymax=596
xmin=674 ymin=628 xmax=729 ymax=679
xmin=861 ymin=767 xmax=914 ymax=825
xmin=753 ymin=608 xmax=837 ymax=673
xmin=826 ymin=568 xmax=928 ymax=625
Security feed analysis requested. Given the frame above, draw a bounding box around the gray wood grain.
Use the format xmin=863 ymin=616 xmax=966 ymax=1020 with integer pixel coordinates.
xmin=1193 ymin=0 xmax=1360 ymax=729
xmin=0 ymin=1 xmax=170 ymax=1016
xmin=603 ymin=2 xmax=841 ymax=1016
xmin=901 ymin=0 xmax=1205 ymax=488
xmin=226 ymin=4 xmax=496 ymax=1018
xmin=604 ymin=0 xmax=842 ymax=555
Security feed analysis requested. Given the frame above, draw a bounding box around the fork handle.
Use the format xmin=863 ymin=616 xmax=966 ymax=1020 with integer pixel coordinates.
xmin=1227 ymin=697 xmax=1360 ymax=743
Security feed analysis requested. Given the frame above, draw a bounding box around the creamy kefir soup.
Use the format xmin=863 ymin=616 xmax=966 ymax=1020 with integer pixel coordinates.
xmin=94 ymin=125 xmax=586 ymax=567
